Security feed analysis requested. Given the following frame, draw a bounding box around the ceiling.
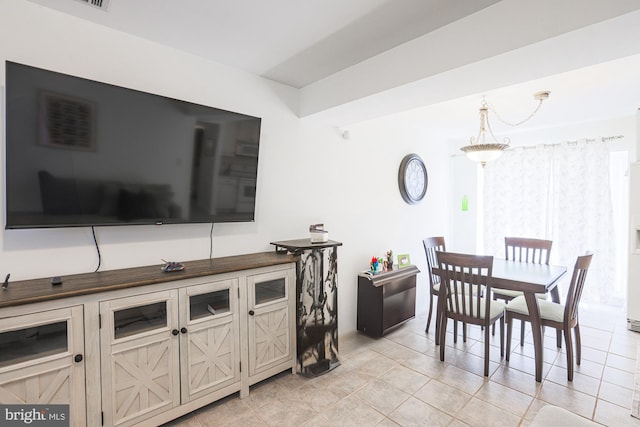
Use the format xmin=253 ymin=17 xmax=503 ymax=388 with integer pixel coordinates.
xmin=24 ymin=0 xmax=640 ymax=132
xmin=25 ymin=0 xmax=502 ymax=88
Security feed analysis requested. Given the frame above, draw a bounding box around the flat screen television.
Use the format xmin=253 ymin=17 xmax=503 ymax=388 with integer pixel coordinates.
xmin=5 ymin=61 xmax=262 ymax=229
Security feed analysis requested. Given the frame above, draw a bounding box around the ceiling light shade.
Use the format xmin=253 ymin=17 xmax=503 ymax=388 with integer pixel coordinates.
xmin=460 ymin=103 xmax=509 ymax=167
xmin=460 ymin=91 xmax=549 ymax=167
xmin=461 ymin=142 xmax=508 ymax=165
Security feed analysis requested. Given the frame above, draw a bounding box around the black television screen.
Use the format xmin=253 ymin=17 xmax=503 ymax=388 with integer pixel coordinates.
xmin=5 ymin=61 xmax=261 ymax=229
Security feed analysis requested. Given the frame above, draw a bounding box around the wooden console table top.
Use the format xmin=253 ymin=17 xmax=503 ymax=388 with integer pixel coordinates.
xmin=0 ymin=251 xmax=298 ymax=309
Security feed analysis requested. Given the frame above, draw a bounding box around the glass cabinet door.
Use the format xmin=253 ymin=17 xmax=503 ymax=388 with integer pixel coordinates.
xmin=0 ymin=321 xmax=68 ymax=368
xmin=189 ymin=289 xmax=230 ymax=320
xmin=100 ymin=290 xmax=180 ymax=427
xmin=0 ymin=306 xmax=86 ymax=427
xmin=247 ymin=270 xmax=292 ymax=377
xmin=254 ymin=277 xmax=286 ymax=306
xmin=113 ymin=301 xmax=168 ymax=339
xmin=179 ymin=279 xmax=240 ymax=403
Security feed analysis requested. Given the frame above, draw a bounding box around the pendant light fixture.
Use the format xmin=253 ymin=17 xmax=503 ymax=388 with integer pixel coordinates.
xmin=460 ymin=91 xmax=550 ymax=167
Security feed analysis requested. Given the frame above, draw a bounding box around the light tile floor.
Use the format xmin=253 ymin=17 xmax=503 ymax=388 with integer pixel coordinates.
xmin=165 ymin=303 xmax=640 ymax=426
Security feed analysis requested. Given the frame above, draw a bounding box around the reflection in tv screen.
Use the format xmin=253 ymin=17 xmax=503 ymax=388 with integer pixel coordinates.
xmin=5 ymin=61 xmax=262 ymax=229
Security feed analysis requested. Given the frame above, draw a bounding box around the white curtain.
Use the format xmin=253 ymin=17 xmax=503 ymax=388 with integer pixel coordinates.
xmin=483 ymin=139 xmax=616 ymax=303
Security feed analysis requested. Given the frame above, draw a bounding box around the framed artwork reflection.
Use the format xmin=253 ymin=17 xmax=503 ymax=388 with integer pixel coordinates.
xmin=38 ymin=91 xmax=95 ymax=150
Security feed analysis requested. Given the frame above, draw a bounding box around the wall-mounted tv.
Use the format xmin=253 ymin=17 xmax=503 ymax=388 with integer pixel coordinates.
xmin=5 ymin=61 xmax=262 ymax=229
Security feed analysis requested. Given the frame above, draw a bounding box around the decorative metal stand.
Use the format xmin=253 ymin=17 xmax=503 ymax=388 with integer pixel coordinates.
xmin=271 ymin=239 xmax=341 ymax=377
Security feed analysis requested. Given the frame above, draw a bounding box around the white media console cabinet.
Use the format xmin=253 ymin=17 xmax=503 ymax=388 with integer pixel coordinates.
xmin=0 ymin=252 xmax=297 ymax=427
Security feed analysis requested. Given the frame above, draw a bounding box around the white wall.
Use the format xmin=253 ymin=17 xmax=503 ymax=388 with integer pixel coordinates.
xmin=636 ymin=109 xmax=640 ymax=161
xmin=449 ymin=155 xmax=479 ymax=254
xmin=0 ymin=2 xmax=451 ymax=334
xmin=303 ymin=116 xmax=452 ymax=319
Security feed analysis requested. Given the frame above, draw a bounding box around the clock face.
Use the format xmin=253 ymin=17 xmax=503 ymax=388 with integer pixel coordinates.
xmin=398 ymin=154 xmax=428 ymax=204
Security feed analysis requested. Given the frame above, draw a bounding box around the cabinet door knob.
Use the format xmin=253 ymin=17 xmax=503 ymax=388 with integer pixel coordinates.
xmin=248 ymin=310 xmax=255 ymax=316
xmin=180 ymin=327 xmax=187 ymax=334
xmin=172 ymin=329 xmax=179 ymax=336
xmin=74 ymin=354 xmax=83 ymax=363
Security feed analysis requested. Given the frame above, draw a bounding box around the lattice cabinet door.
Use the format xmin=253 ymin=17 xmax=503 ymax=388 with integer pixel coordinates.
xmin=247 ymin=270 xmax=293 ymax=377
xmin=0 ymin=306 xmax=86 ymax=426
xmin=178 ymin=279 xmax=240 ymax=403
xmin=100 ymin=290 xmax=180 ymax=427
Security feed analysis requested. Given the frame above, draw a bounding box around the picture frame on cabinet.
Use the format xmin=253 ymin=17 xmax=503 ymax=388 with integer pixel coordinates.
xmin=398 ymin=254 xmax=411 ymax=268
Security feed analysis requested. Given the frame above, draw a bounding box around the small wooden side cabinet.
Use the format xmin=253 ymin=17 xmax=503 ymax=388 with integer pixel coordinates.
xmin=357 ymin=265 xmax=420 ymax=337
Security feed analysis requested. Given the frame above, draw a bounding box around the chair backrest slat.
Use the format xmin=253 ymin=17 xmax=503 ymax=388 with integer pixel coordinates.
xmin=423 ymin=237 xmax=446 ymax=289
xmin=505 ymin=237 xmax=552 ymax=265
xmin=436 ymin=251 xmax=493 ymax=323
xmin=565 ymin=253 xmax=593 ymax=324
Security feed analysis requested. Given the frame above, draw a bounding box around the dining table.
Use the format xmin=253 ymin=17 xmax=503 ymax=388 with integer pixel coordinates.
xmin=434 ymin=257 xmax=567 ymax=382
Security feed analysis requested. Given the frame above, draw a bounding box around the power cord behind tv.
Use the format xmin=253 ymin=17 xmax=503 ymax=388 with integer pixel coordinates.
xmin=209 ymin=222 xmax=214 ymax=260
xmin=92 ymin=226 xmax=101 ymax=272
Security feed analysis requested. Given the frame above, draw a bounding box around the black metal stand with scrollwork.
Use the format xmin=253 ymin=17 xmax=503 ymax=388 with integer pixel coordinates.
xmin=270 ymin=238 xmax=342 ymax=377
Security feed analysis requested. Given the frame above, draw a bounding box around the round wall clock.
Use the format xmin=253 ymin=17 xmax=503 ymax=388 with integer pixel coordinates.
xmin=398 ymin=153 xmax=428 ymax=204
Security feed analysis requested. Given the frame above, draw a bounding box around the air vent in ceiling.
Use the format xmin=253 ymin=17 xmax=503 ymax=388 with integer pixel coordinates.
xmin=75 ymin=0 xmax=110 ymax=11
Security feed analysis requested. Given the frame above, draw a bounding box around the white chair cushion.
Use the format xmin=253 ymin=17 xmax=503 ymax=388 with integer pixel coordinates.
xmin=446 ymin=295 xmax=506 ymax=319
xmin=505 ymin=295 xmax=565 ymax=323
xmin=493 ymin=289 xmax=547 ymax=300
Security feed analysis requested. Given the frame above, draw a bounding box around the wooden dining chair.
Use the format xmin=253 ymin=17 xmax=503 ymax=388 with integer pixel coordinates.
xmin=496 ymin=237 xmax=553 ymax=302
xmin=422 ymin=237 xmax=446 ymax=341
xmin=436 ymin=251 xmax=505 ymax=376
xmin=494 ymin=237 xmax=553 ymax=344
xmin=505 ymin=253 xmax=592 ymax=381
xmin=423 ymin=237 xmax=469 ymax=345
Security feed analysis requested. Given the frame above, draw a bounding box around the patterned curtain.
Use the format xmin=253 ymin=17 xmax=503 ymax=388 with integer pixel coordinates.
xmin=483 ymin=139 xmax=616 ymax=303
xmin=483 ymin=146 xmax=553 ymax=255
